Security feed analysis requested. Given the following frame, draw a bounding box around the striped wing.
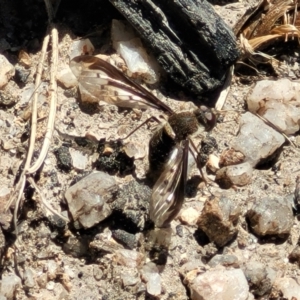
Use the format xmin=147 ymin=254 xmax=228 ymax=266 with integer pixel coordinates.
xmin=150 ymin=140 xmax=189 ymax=228
xmin=70 ymin=55 xmax=172 ymax=113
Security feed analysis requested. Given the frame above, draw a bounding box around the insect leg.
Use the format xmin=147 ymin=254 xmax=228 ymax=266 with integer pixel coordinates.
xmin=120 ymin=116 xmax=162 ymax=140
xmin=188 ymin=138 xmax=208 ymax=184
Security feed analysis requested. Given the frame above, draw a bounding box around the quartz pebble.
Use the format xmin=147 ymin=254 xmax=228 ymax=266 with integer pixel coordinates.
xmin=69 ymin=148 xmax=88 ymax=170
xmin=121 ymin=268 xmax=140 ymax=287
xmin=242 ymin=261 xmax=275 ymax=296
xmin=197 ymin=196 xmax=241 ymax=247
xmin=232 ymin=112 xmax=285 ymax=167
xmin=189 ymin=268 xmax=249 ymax=300
xmin=111 ymin=19 xmax=161 ymax=84
xmin=216 ymin=162 xmax=253 ymax=188
xmin=0 ymin=54 xmax=15 ymax=89
xmin=65 ymin=172 xmax=117 ymax=228
xmin=141 ymin=262 xmax=161 ymax=296
xmin=273 ymin=277 xmax=300 ymax=300
xmin=24 ymin=268 xmax=35 ymax=288
xmin=0 ymin=274 xmax=21 ymax=299
xmin=208 ymin=254 xmax=239 ymax=268
xmin=179 ymin=207 xmax=199 ymax=226
xmin=69 ymin=39 xmax=94 ymax=59
xmin=247 ymin=196 xmax=294 ymax=236
xmin=247 ymin=78 xmax=300 ymax=134
xmin=206 ymin=154 xmax=220 ymax=173
xmin=56 ymin=65 xmax=78 ymax=88
xmin=114 ymin=249 xmax=144 ymax=268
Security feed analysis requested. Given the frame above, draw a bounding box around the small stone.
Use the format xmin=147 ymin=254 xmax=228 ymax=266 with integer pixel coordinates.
xmin=232 ymin=112 xmax=285 ymax=167
xmin=24 ymin=268 xmax=35 ymax=288
xmin=208 ymin=254 xmax=239 ymax=268
xmin=65 ymin=172 xmax=117 ymax=228
xmin=57 ymin=65 xmax=78 ymax=88
xmin=242 ymin=262 xmax=275 ymax=296
xmin=273 ymin=277 xmax=300 ymax=300
xmin=247 ymin=78 xmax=300 ymax=134
xmin=121 ymin=268 xmax=140 ymax=287
xmin=14 ymin=67 xmax=30 ymax=84
xmin=53 ymin=282 xmax=69 ymax=299
xmin=179 ymin=207 xmax=199 ymax=226
xmin=111 ymin=19 xmax=161 ymax=84
xmin=246 ymin=196 xmax=294 ymax=236
xmin=0 ymin=274 xmax=22 ymax=299
xmin=206 ymin=154 xmax=220 ymax=173
xmin=123 ymin=141 xmax=146 ymax=159
xmin=54 ymin=146 xmax=72 ymax=172
xmin=63 ymin=235 xmax=89 ymax=257
xmin=219 ymin=148 xmax=245 ymax=167
xmin=0 ymin=54 xmax=15 ymax=89
xmin=69 ymin=39 xmax=94 ymax=59
xmin=114 ymin=249 xmax=144 ymax=268
xmin=69 ymin=148 xmax=88 ymax=170
xmin=46 ymin=260 xmax=58 ymax=280
xmin=89 ymin=228 xmax=124 ymax=253
xmin=141 ymin=262 xmax=161 ymax=296
xmin=18 ymin=50 xmax=31 ymax=67
xmin=93 ymin=265 xmax=103 ymax=281
xmin=189 ymin=268 xmax=249 ymax=300
xmin=46 ymin=280 xmax=55 ymax=291
xmin=197 ymin=196 xmax=241 ymax=247
xmin=113 ymin=181 xmax=151 ymax=230
xmin=216 ymin=162 xmax=253 ymax=188
xmin=112 ymin=229 xmax=137 ymax=249
xmin=36 ymin=273 xmax=48 ymax=288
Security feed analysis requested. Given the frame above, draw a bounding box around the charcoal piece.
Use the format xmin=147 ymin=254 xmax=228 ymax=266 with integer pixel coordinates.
xmin=109 ymin=0 xmax=239 ymax=96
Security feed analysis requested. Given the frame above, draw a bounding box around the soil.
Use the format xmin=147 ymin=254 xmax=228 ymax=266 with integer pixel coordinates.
xmin=1 ymin=0 xmax=300 ymax=299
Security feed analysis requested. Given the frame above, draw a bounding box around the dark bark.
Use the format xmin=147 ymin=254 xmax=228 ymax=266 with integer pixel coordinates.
xmin=109 ymin=0 xmax=240 ymax=96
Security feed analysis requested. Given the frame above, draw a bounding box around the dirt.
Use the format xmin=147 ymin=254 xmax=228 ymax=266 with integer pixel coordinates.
xmin=1 ymin=0 xmax=300 ymax=299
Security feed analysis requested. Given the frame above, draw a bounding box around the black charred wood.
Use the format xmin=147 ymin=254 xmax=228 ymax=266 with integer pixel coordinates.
xmin=109 ymin=0 xmax=240 ymax=96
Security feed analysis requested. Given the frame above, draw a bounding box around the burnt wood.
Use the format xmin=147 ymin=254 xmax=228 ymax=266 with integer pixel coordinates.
xmin=109 ymin=0 xmax=240 ymax=97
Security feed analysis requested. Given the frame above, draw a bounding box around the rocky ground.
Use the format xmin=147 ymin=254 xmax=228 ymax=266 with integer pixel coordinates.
xmin=1 ymin=0 xmax=300 ymax=299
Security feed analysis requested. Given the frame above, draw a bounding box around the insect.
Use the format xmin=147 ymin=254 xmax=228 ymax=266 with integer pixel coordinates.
xmin=70 ymin=55 xmax=217 ymax=228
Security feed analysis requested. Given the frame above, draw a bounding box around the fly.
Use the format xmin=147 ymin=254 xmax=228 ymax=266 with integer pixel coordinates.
xmin=70 ymin=55 xmax=217 ymax=228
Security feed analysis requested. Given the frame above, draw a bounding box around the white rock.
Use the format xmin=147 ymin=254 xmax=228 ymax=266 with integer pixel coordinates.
xmin=274 ymin=277 xmax=300 ymax=300
xmin=24 ymin=268 xmax=35 ymax=288
xmin=114 ymin=249 xmax=144 ymax=268
xmin=0 ymin=274 xmax=21 ymax=299
xmin=69 ymin=39 xmax=94 ymax=59
xmin=65 ymin=172 xmax=117 ymax=228
xmin=190 ymin=268 xmax=249 ymax=300
xmin=141 ymin=262 xmax=161 ymax=296
xmin=46 ymin=280 xmax=55 ymax=291
xmin=206 ymin=154 xmax=220 ymax=172
xmin=121 ymin=268 xmax=140 ymax=287
xmin=232 ymin=112 xmax=285 ymax=167
xmin=111 ymin=19 xmax=161 ymax=84
xmin=247 ymin=196 xmax=294 ymax=236
xmin=0 ymin=54 xmax=15 ymax=89
xmin=179 ymin=207 xmax=199 ymax=225
xmin=0 ymin=187 xmax=10 ymax=203
xmin=69 ymin=148 xmax=88 ymax=170
xmin=56 ymin=65 xmax=78 ymax=88
xmin=247 ymin=78 xmax=300 ymax=134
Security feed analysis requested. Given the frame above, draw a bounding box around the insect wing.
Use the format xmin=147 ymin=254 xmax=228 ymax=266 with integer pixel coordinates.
xmin=70 ymin=55 xmax=172 ymax=112
xmin=150 ymin=140 xmax=189 ymax=228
